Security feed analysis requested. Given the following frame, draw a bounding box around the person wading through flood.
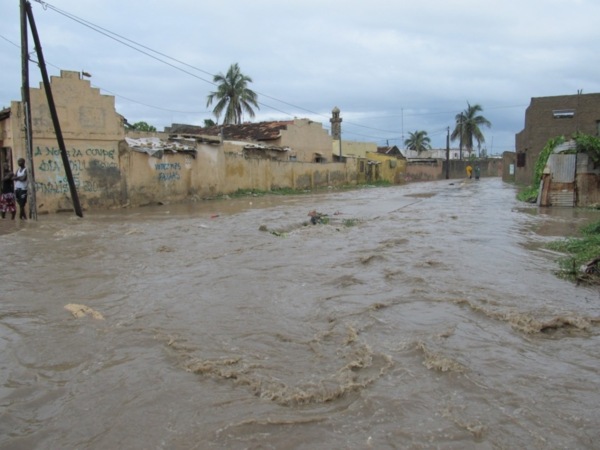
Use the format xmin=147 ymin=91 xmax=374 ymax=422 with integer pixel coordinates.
xmin=0 ymin=169 xmax=16 ymax=220
xmin=14 ymin=158 xmax=28 ymax=220
xmin=466 ymin=164 xmax=473 ymax=179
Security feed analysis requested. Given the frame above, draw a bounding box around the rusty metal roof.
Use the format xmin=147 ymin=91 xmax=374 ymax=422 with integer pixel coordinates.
xmin=167 ymin=121 xmax=294 ymax=142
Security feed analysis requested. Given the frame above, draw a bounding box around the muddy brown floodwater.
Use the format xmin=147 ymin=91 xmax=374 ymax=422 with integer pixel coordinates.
xmin=1 ymin=178 xmax=599 ymax=449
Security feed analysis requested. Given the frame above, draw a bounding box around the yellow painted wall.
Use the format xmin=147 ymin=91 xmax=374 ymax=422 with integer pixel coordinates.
xmin=334 ymin=140 xmax=378 ymax=158
xmin=279 ymin=119 xmax=333 ymax=162
xmin=119 ymin=145 xmax=355 ymax=207
xmin=0 ymin=70 xmax=360 ymax=213
xmin=366 ymin=151 xmax=406 ymax=184
xmin=5 ymin=71 xmax=125 ymax=213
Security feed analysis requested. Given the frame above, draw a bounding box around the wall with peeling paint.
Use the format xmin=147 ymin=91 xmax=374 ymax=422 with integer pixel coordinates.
xmin=0 ymin=71 xmax=375 ymax=213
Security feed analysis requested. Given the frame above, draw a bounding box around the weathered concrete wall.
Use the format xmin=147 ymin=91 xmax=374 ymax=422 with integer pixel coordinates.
xmin=119 ymin=146 xmax=357 ymax=208
xmin=365 ymin=151 xmax=406 ymax=184
xmin=337 ymin=140 xmax=378 ymax=158
xmin=279 ymin=119 xmax=333 ymax=162
xmin=406 ymin=160 xmax=441 ymax=182
xmin=6 ymin=71 xmax=126 ymax=213
xmin=406 ymin=158 xmax=503 ymax=182
xmin=576 ymin=153 xmax=600 ymax=207
xmin=33 ymin=138 xmax=123 ymax=211
xmin=221 ymin=155 xmax=351 ymax=194
xmin=123 ymin=149 xmax=195 ymax=206
xmin=502 ymin=151 xmax=516 ymax=183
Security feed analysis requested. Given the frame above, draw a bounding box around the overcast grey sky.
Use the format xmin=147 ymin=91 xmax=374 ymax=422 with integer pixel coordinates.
xmin=2 ymin=0 xmax=599 ymax=153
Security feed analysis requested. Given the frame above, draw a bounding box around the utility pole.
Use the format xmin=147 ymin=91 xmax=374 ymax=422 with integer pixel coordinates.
xmin=459 ymin=113 xmax=464 ymax=161
xmin=20 ymin=0 xmax=37 ymax=220
xmin=401 ymin=108 xmax=404 ymax=146
xmin=445 ymin=127 xmax=450 ymax=179
xmin=25 ymin=0 xmax=83 ymax=217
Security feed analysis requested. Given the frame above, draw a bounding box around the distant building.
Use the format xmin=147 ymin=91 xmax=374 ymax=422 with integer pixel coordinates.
xmin=376 ymin=145 xmax=405 ymax=159
xmin=515 ymin=93 xmax=600 ymax=185
xmin=403 ymin=148 xmax=461 ymax=160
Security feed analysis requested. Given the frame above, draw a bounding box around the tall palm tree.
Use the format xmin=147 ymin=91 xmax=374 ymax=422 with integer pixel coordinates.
xmin=206 ymin=63 xmax=259 ymax=125
xmin=451 ymin=102 xmax=491 ymax=159
xmin=404 ymin=130 xmax=432 ymax=155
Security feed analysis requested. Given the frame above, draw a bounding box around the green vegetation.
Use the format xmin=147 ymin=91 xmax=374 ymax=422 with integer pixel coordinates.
xmin=451 ymin=102 xmax=492 ymax=159
xmin=573 ymin=132 xmax=600 ymax=164
xmin=226 ymin=181 xmax=391 ymax=199
xmin=404 ymin=130 xmax=432 ymax=154
xmin=362 ymin=180 xmax=392 ymax=187
xmin=517 ymin=132 xmax=600 ymax=203
xmin=546 ymin=220 xmax=600 ymax=284
xmin=206 ymin=63 xmax=259 ymax=125
xmin=517 ymin=136 xmax=565 ymax=203
xmin=516 ymin=185 xmax=539 ymax=203
xmin=228 ymin=187 xmax=308 ymax=198
xmin=128 ymin=121 xmax=157 ymax=132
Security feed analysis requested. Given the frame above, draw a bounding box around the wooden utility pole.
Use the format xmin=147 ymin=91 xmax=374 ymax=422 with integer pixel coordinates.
xmin=25 ymin=0 xmax=83 ymax=217
xmin=459 ymin=113 xmax=464 ymax=161
xmin=20 ymin=0 xmax=37 ymax=220
xmin=445 ymin=127 xmax=450 ymax=179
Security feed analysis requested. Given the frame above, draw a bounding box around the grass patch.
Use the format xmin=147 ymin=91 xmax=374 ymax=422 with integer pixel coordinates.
xmin=546 ymin=220 xmax=600 ymax=284
xmin=517 ymin=185 xmax=539 ymax=203
xmin=364 ymin=180 xmax=392 ymax=187
xmin=228 ymin=187 xmax=310 ymax=198
xmin=224 ymin=181 xmax=393 ymax=199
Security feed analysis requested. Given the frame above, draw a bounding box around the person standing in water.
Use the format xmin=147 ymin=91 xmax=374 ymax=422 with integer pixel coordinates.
xmin=14 ymin=158 xmax=28 ymax=220
xmin=466 ymin=164 xmax=473 ymax=179
xmin=0 ymin=171 xmax=16 ymax=220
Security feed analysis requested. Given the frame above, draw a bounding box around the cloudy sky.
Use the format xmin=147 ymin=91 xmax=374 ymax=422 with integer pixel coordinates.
xmin=1 ymin=0 xmax=599 ymax=153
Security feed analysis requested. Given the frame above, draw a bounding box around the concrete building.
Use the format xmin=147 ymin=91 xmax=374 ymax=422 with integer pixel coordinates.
xmin=515 ymin=93 xmax=600 ymax=185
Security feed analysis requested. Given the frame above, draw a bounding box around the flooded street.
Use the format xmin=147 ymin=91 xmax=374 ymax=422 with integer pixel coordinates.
xmin=1 ymin=178 xmax=599 ymax=449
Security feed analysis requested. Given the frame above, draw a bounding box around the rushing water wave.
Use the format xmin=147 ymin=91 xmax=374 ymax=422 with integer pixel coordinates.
xmin=1 ymin=178 xmax=599 ymax=449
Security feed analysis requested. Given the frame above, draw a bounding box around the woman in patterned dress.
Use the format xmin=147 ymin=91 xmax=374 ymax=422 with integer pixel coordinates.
xmin=0 ymin=172 xmax=16 ymax=220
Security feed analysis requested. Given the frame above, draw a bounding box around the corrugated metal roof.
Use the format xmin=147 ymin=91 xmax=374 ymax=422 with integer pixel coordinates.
xmin=167 ymin=121 xmax=294 ymax=142
xmin=550 ymin=190 xmax=575 ymax=207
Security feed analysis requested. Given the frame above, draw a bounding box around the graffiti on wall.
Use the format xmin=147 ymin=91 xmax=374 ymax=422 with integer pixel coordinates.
xmin=35 ymin=177 xmax=103 ymax=194
xmin=155 ymin=162 xmax=181 ymax=182
xmin=34 ymin=146 xmax=119 ymax=195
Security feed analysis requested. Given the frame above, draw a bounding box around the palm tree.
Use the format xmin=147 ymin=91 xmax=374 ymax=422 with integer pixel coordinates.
xmin=206 ymin=63 xmax=259 ymax=125
xmin=451 ymin=102 xmax=491 ymax=159
xmin=404 ymin=130 xmax=432 ymax=155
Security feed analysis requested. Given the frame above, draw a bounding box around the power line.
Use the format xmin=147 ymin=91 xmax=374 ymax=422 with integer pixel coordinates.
xmin=30 ymin=1 xmax=313 ymax=116
xmin=10 ymin=3 xmax=518 ymax=145
xmin=0 ymin=32 xmax=208 ymax=114
xmin=29 ymin=1 xmax=422 ymax=135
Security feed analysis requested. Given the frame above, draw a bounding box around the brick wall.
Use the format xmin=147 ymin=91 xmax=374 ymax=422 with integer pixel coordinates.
xmin=515 ymin=93 xmax=600 ymax=185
